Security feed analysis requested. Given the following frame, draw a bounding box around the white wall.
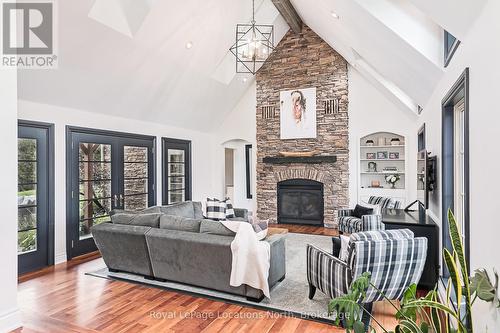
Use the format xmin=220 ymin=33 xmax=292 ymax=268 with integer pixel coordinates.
xmin=213 ymin=82 xmax=257 ymax=212
xmin=418 ymin=0 xmax=500 ymax=329
xmin=0 ymin=70 xmax=21 ymax=332
xmin=18 ymin=100 xmax=216 ymax=264
xmin=349 ymin=67 xmax=420 ymax=207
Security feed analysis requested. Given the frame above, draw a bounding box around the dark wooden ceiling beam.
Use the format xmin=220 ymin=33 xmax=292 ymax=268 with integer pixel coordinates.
xmin=271 ymin=0 xmax=303 ymax=34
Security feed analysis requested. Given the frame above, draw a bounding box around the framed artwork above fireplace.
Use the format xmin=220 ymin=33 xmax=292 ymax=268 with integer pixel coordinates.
xmin=280 ymin=87 xmax=317 ymax=139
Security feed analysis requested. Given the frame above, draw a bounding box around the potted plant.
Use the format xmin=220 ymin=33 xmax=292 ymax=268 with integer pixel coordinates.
xmin=385 ymin=174 xmax=401 ymax=189
xmin=328 ymin=209 xmax=499 ymax=333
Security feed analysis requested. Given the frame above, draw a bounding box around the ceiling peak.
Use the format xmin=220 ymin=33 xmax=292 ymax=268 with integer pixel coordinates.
xmin=271 ymin=0 xmax=302 ymax=33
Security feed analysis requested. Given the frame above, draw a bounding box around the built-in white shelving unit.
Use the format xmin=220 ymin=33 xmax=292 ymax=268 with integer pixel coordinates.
xmin=358 ymin=132 xmax=407 ymax=205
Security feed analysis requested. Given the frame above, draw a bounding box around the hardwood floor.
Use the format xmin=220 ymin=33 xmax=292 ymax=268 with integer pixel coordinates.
xmin=14 ymin=224 xmax=397 ymax=333
xmin=273 ymin=223 xmax=340 ymax=236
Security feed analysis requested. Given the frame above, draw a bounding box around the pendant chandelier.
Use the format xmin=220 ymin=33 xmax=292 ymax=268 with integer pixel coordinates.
xmin=230 ymin=0 xmax=274 ymax=74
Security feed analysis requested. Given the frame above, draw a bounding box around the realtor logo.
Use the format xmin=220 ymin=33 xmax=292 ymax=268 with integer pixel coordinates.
xmin=1 ymin=0 xmax=58 ymax=68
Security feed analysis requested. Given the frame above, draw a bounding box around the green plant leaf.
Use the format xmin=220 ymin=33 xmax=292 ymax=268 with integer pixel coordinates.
xmin=397 ymin=284 xmax=418 ymax=321
xmin=329 ymin=272 xmax=373 ymax=329
xmin=470 ymin=269 xmax=496 ymax=303
xmin=329 ymin=295 xmax=362 ymax=328
xmin=420 ymin=322 xmax=429 ymax=333
xmin=353 ymin=321 xmax=365 ymax=333
xmin=447 ymin=209 xmax=473 ymax=332
xmin=447 ymin=209 xmax=469 ymax=281
xmin=443 ymin=248 xmax=463 ymax=312
xmin=429 ymin=291 xmax=442 ymax=333
xmin=398 ymin=319 xmax=423 ymax=333
xmin=403 ymin=299 xmax=465 ymax=332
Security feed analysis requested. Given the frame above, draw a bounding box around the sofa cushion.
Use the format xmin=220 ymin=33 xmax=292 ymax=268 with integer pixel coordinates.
xmin=110 ymin=206 xmax=161 ymax=216
xmin=359 ymin=201 xmax=381 ymax=215
xmin=199 ymin=220 xmax=235 ymax=236
xmin=92 ymin=223 xmax=154 ymax=276
xmin=193 ymin=201 xmax=204 ymax=219
xmin=160 ymin=215 xmax=201 ymax=232
xmin=111 ymin=213 xmax=161 ymax=228
xmin=352 ymin=204 xmax=373 ymax=218
xmin=227 ymin=217 xmax=246 ymax=222
xmin=159 ymin=202 xmax=195 ymax=218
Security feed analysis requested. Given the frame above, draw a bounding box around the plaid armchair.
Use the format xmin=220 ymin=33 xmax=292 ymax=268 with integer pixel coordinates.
xmin=337 ymin=209 xmax=383 ymax=234
xmin=307 ymin=229 xmax=427 ymax=326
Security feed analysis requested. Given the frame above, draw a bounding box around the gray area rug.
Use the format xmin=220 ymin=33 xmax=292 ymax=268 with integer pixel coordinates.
xmin=87 ymin=232 xmax=335 ymax=322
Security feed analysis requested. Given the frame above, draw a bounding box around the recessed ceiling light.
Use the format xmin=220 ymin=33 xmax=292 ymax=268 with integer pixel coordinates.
xmin=330 ymin=12 xmax=340 ymax=19
xmin=185 ymin=41 xmax=193 ymax=49
xmin=242 ymin=77 xmax=248 ymax=83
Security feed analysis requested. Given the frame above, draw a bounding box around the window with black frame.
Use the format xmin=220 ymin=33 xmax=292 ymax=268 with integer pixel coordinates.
xmin=162 ymin=138 xmax=192 ymax=205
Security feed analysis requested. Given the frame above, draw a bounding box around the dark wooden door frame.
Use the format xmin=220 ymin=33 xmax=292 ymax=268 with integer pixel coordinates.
xmin=161 ymin=137 xmax=192 ymax=205
xmin=66 ymin=126 xmax=156 ymax=259
xmin=245 ymin=144 xmax=253 ymax=199
xmin=441 ymin=68 xmax=470 ymax=271
xmin=18 ymin=120 xmax=55 ymax=273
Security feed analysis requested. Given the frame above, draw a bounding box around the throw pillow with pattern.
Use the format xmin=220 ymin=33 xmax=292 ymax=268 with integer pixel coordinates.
xmin=223 ymin=198 xmax=235 ymax=218
xmin=206 ymin=198 xmax=226 ymax=220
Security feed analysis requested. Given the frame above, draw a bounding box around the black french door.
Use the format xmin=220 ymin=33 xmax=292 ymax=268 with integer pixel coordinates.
xmin=67 ymin=127 xmax=155 ymax=259
xmin=18 ymin=122 xmax=54 ymax=274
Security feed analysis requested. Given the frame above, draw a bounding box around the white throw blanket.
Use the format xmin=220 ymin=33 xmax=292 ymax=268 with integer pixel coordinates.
xmin=221 ymin=220 xmax=271 ymax=299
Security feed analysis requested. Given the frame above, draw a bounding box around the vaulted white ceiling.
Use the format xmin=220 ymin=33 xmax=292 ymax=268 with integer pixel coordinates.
xmin=18 ymin=0 xmax=288 ymax=131
xmin=18 ymin=0 xmax=488 ymax=131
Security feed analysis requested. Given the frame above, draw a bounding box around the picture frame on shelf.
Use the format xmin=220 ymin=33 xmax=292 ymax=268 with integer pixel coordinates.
xmin=389 ymin=152 xmax=400 ymax=159
xmin=367 ymin=162 xmax=377 ymax=172
xmin=377 ymin=151 xmax=388 ymax=159
xmin=366 ymin=152 xmax=376 ymax=159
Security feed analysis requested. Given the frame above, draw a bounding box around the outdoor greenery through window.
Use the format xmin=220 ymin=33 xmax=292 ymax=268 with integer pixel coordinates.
xmin=18 ymin=138 xmax=38 ymax=253
xmin=79 ymin=143 xmax=112 ymax=239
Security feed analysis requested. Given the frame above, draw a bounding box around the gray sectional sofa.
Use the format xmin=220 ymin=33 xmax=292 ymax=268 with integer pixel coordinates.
xmin=91 ymin=201 xmax=286 ymax=301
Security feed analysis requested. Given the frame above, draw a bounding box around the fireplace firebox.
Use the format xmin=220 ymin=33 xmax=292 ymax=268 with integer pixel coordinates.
xmin=277 ymin=179 xmax=324 ymax=226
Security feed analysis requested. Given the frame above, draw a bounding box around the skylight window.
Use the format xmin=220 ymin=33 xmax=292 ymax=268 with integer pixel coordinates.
xmin=444 ymin=31 xmax=460 ymax=67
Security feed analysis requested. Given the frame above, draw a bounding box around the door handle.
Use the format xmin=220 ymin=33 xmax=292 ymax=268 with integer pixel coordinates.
xmin=120 ymin=194 xmax=124 ymax=207
xmin=113 ymin=194 xmax=119 ymax=207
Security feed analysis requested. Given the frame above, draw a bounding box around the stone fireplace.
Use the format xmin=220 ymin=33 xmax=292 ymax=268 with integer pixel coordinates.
xmin=255 ymin=26 xmax=349 ymax=228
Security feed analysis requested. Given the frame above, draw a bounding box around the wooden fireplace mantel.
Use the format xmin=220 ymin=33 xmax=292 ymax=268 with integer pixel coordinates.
xmin=262 ymin=155 xmax=337 ymax=164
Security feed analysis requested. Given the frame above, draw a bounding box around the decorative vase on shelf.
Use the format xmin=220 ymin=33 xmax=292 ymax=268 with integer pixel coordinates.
xmin=385 ymin=174 xmax=400 ymax=189
xmin=390 ymin=138 xmax=401 ymax=146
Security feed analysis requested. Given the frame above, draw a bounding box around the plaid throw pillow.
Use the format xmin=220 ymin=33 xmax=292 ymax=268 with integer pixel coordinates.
xmin=206 ymin=198 xmax=226 ymax=220
xmin=223 ymin=198 xmax=235 ymax=218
